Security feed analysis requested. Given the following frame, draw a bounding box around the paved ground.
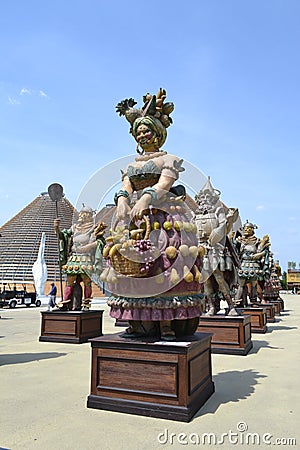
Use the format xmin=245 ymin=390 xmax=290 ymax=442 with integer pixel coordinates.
xmin=0 ymin=294 xmax=299 ymax=450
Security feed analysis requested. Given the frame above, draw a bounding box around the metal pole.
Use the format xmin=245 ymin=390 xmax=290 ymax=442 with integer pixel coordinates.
xmin=48 ymin=183 xmax=64 ymax=302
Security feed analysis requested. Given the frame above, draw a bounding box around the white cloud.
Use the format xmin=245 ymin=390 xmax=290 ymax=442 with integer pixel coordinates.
xmin=256 ymin=205 xmax=265 ymax=211
xmin=19 ymin=88 xmax=32 ymax=96
xmin=39 ymin=90 xmax=49 ymax=98
xmin=8 ymin=97 xmax=20 ymax=105
xmin=7 ymin=87 xmax=50 ymax=105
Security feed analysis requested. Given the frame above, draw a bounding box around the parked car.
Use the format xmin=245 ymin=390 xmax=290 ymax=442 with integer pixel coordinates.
xmin=0 ymin=284 xmax=41 ymax=308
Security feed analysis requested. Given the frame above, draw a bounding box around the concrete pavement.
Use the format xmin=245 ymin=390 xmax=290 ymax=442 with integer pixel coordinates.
xmin=0 ymin=294 xmax=299 ymax=449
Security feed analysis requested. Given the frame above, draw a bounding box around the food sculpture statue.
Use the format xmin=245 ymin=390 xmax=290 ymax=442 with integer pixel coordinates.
xmin=54 ymin=206 xmax=106 ymax=310
xmin=100 ymin=88 xmax=204 ymax=340
xmin=263 ymin=252 xmax=282 ymax=302
xmin=193 ymin=177 xmax=240 ymax=315
xmin=233 ymin=221 xmax=270 ymax=307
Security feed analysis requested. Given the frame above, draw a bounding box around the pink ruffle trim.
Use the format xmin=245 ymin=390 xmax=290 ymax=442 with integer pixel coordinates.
xmin=109 ymin=305 xmax=202 ymax=321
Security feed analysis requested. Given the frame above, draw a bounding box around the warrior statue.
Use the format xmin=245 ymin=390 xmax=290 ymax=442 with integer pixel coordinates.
xmin=193 ymin=177 xmax=240 ymax=316
xmin=263 ymin=252 xmax=282 ymax=302
xmin=54 ymin=205 xmax=106 ymax=310
xmin=233 ymin=221 xmax=270 ymax=307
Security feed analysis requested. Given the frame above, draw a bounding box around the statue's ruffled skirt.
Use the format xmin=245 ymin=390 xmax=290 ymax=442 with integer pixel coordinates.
xmin=108 ymin=293 xmax=203 ymax=321
xmin=62 ymin=254 xmax=93 ymax=276
xmin=104 ymin=205 xmax=204 ymax=322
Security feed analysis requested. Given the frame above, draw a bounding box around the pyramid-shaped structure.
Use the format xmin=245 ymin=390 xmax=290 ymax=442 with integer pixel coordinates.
xmin=0 ymin=192 xmax=75 ymax=287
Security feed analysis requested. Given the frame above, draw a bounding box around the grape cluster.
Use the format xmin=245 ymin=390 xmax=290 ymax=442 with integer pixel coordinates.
xmin=133 ymin=239 xmax=156 ymax=273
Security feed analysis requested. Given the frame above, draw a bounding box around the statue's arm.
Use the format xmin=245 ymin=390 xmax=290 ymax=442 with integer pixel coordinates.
xmin=116 ymin=175 xmax=133 ymax=220
xmin=208 ymin=208 xmax=227 ymax=247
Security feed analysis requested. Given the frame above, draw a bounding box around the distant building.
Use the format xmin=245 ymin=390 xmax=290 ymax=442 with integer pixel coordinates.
xmin=287 ymin=269 xmax=300 ymax=292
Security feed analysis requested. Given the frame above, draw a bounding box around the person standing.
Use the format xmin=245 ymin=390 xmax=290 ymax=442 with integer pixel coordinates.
xmin=47 ymin=282 xmax=57 ymax=311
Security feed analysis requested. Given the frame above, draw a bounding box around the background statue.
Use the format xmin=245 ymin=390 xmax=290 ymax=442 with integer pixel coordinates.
xmin=263 ymin=252 xmax=282 ymax=301
xmin=54 ymin=206 xmax=106 ymax=310
xmin=233 ymin=221 xmax=270 ymax=307
xmin=100 ymin=88 xmax=204 ymax=340
xmin=193 ymin=177 xmax=240 ymax=316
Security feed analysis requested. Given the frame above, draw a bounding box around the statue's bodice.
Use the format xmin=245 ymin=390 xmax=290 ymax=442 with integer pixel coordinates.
xmin=241 ymin=243 xmax=258 ymax=258
xmin=127 ymin=160 xmax=160 ymax=191
xmin=238 ymin=239 xmax=261 ymax=279
xmin=194 ymin=212 xmax=219 ymax=241
xmin=73 ymin=226 xmax=95 ymax=254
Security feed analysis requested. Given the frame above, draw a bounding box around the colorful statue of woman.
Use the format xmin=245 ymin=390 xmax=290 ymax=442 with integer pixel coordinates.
xmin=101 ymin=89 xmax=204 ymax=340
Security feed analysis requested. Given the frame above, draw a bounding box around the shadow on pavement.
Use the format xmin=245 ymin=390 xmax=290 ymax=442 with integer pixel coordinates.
xmin=267 ymin=325 xmax=298 ymax=332
xmin=0 ymin=352 xmax=67 ymax=366
xmin=249 ymin=340 xmax=282 ymax=354
xmin=195 ymin=369 xmax=267 ymax=417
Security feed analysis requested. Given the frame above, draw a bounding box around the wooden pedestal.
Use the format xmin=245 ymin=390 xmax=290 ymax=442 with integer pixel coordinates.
xmin=264 ymin=296 xmax=284 ymax=312
xmin=261 ymin=303 xmax=276 ymax=322
xmin=197 ymin=315 xmax=252 ymax=355
xmin=268 ymin=300 xmax=281 ymax=316
xmin=114 ymin=319 xmax=129 ymax=327
xmin=39 ymin=310 xmax=103 ymax=343
xmin=239 ymin=307 xmax=267 ymax=333
xmin=87 ymin=332 xmax=214 ymax=422
xmin=278 ymin=297 xmax=285 ymax=311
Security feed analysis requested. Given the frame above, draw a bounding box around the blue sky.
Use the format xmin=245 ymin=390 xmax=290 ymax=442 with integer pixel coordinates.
xmin=0 ymin=0 xmax=299 ymax=272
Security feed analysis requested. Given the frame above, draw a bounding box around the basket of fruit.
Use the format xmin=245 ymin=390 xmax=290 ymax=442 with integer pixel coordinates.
xmin=104 ymin=215 xmax=155 ymax=277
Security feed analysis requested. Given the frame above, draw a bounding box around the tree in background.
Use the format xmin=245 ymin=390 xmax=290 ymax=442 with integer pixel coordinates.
xmin=281 ymin=271 xmax=287 ymax=290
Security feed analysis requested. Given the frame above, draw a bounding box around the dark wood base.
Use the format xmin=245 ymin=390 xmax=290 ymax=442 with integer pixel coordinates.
xmin=238 ymin=307 xmax=267 ymax=333
xmin=197 ymin=315 xmax=252 ymax=355
xmin=278 ymin=297 xmax=285 ymax=311
xmin=87 ymin=332 xmax=214 ymax=422
xmin=114 ymin=319 xmax=129 ymax=327
xmin=39 ymin=310 xmax=103 ymax=343
xmin=267 ymin=300 xmax=281 ymax=315
xmin=261 ymin=303 xmax=276 ymax=322
xmin=264 ymin=296 xmax=284 ymax=312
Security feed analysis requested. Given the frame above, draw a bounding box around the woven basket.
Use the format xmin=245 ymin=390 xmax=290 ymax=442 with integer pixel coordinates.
xmin=110 ymin=215 xmax=151 ymax=277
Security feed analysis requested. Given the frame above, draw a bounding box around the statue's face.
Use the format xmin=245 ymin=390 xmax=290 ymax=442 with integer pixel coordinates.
xmin=197 ymin=191 xmax=218 ymax=208
xmin=78 ymin=211 xmax=93 ymax=223
xmin=136 ymin=124 xmax=157 ymax=152
xmin=204 ymin=192 xmax=217 ymax=204
xmin=243 ymin=225 xmax=254 ymax=237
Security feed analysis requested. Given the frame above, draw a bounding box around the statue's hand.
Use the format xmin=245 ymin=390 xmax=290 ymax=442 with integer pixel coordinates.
xmin=252 ymin=251 xmax=265 ymax=260
xmin=54 ymin=218 xmax=61 ymax=231
xmin=130 ymin=195 xmax=150 ymax=220
xmin=94 ymin=222 xmax=107 ymax=237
